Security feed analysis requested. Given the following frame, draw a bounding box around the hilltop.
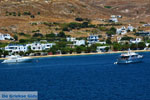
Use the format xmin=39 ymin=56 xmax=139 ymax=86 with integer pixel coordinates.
xmin=0 ymin=0 xmax=150 ymax=36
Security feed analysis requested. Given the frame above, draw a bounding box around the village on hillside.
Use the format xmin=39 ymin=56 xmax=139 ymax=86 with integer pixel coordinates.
xmin=0 ymin=14 xmax=150 ymax=57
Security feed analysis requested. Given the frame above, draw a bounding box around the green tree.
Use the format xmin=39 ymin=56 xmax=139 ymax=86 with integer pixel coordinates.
xmin=122 ymin=43 xmax=130 ymax=50
xmin=106 ymin=27 xmax=116 ymax=36
xmin=81 ymin=22 xmax=89 ymax=28
xmin=0 ymin=49 xmax=3 ymax=57
xmin=121 ymin=36 xmax=133 ymax=41
xmin=85 ymin=47 xmax=91 ymax=53
xmin=61 ymin=47 xmax=70 ymax=54
xmin=62 ymin=27 xmax=69 ymax=31
xmin=19 ymin=51 xmax=25 ymax=56
xmin=110 ymin=27 xmax=116 ymax=33
xmin=76 ymin=46 xmax=85 ymax=53
xmin=33 ymin=33 xmax=43 ymax=38
xmin=30 ymin=15 xmax=35 ymax=18
xmin=18 ymin=12 xmax=21 ymax=16
xmin=19 ymin=39 xmax=26 ymax=43
xmin=113 ymin=43 xmax=122 ymax=51
xmin=75 ymin=17 xmax=83 ymax=21
xmin=106 ymin=38 xmax=112 ymax=44
xmin=37 ymin=12 xmax=40 ymax=15
xmin=105 ymin=47 xmax=110 ymax=52
xmin=68 ymin=48 xmax=74 ymax=54
xmin=45 ymin=33 xmax=56 ymax=38
xmin=14 ymin=35 xmax=18 ymax=41
xmin=130 ymin=43 xmax=138 ymax=50
xmin=68 ymin=22 xmax=81 ymax=29
xmin=57 ymin=31 xmax=66 ymax=38
xmin=138 ymin=42 xmax=146 ymax=50
xmin=91 ymin=44 xmax=97 ymax=52
xmin=3 ymin=51 xmax=9 ymax=57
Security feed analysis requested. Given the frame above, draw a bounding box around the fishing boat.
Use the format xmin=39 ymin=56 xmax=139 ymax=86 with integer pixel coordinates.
xmin=2 ymin=55 xmax=32 ymax=63
xmin=114 ymin=49 xmax=143 ymax=64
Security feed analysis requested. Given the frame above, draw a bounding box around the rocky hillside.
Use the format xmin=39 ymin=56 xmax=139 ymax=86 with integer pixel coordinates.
xmin=0 ymin=0 xmax=150 ymax=35
xmin=0 ymin=0 xmax=150 ymax=20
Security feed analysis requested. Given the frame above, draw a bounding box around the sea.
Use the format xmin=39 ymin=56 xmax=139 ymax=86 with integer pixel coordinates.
xmin=0 ymin=52 xmax=150 ymax=100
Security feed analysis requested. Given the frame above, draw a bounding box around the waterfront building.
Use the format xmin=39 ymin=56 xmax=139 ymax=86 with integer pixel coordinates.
xmin=73 ymin=40 xmax=85 ymax=46
xmin=96 ymin=46 xmax=110 ymax=52
xmin=87 ymin=35 xmax=99 ymax=44
xmin=5 ymin=42 xmax=55 ymax=52
xmin=5 ymin=44 xmax=28 ymax=52
xmin=29 ymin=42 xmax=56 ymax=51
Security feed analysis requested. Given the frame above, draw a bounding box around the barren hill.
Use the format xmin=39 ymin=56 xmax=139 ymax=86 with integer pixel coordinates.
xmin=0 ymin=0 xmax=150 ymax=35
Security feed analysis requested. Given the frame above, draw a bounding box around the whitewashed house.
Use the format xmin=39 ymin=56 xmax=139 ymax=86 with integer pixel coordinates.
xmin=143 ymin=24 xmax=150 ymax=27
xmin=66 ymin=37 xmax=76 ymax=42
xmin=116 ymin=26 xmax=127 ymax=35
xmin=109 ymin=15 xmax=118 ymax=23
xmin=5 ymin=44 xmax=28 ymax=52
xmin=98 ymin=41 xmax=106 ymax=45
xmin=0 ymin=33 xmax=5 ymax=40
xmin=130 ymin=38 xmax=142 ymax=44
xmin=29 ymin=42 xmax=55 ymax=51
xmin=5 ymin=42 xmax=55 ymax=52
xmin=145 ymin=43 xmax=150 ymax=47
xmin=97 ymin=46 xmax=110 ymax=52
xmin=0 ymin=33 xmax=13 ymax=40
xmin=87 ymin=35 xmax=99 ymax=44
xmin=73 ymin=40 xmax=85 ymax=46
xmin=117 ymin=15 xmax=122 ymax=18
xmin=127 ymin=24 xmax=134 ymax=32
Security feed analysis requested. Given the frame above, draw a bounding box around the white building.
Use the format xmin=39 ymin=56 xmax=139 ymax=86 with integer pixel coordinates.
xmin=66 ymin=37 xmax=76 ymax=42
xmin=143 ymin=24 xmax=150 ymax=27
xmin=109 ymin=15 xmax=118 ymax=23
xmin=127 ymin=24 xmax=134 ymax=32
xmin=5 ymin=42 xmax=55 ymax=52
xmin=116 ymin=26 xmax=127 ymax=35
xmin=130 ymin=38 xmax=142 ymax=44
xmin=117 ymin=25 xmax=134 ymax=35
xmin=98 ymin=41 xmax=106 ymax=45
xmin=87 ymin=35 xmax=99 ymax=44
xmin=97 ymin=46 xmax=110 ymax=52
xmin=73 ymin=40 xmax=85 ymax=46
xmin=29 ymin=42 xmax=55 ymax=51
xmin=0 ymin=33 xmax=5 ymax=40
xmin=0 ymin=33 xmax=13 ymax=40
xmin=145 ymin=43 xmax=150 ymax=47
xmin=5 ymin=44 xmax=28 ymax=52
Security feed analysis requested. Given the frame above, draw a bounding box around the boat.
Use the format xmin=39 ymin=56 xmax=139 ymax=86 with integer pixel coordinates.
xmin=114 ymin=49 xmax=143 ymax=64
xmin=2 ymin=55 xmax=32 ymax=63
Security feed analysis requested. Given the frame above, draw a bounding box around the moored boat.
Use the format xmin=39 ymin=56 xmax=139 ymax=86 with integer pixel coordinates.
xmin=2 ymin=55 xmax=32 ymax=63
xmin=115 ymin=49 xmax=143 ymax=64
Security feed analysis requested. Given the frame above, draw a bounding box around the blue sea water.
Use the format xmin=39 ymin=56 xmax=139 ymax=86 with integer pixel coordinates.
xmin=0 ymin=52 xmax=150 ymax=100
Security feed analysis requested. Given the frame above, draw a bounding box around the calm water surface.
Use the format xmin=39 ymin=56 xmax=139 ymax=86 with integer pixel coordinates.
xmin=0 ymin=52 xmax=150 ymax=100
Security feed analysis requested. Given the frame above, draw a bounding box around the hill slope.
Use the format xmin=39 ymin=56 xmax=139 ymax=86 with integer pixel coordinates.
xmin=0 ymin=0 xmax=150 ymax=34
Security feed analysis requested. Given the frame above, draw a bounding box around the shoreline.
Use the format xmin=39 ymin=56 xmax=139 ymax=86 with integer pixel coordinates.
xmin=0 ymin=50 xmax=150 ymax=60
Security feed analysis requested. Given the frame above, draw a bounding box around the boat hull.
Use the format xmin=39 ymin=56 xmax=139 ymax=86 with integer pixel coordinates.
xmin=2 ymin=57 xmax=32 ymax=63
xmin=117 ymin=57 xmax=143 ymax=64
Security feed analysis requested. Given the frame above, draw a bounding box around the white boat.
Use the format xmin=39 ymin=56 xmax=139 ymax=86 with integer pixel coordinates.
xmin=114 ymin=49 xmax=143 ymax=64
xmin=2 ymin=55 xmax=32 ymax=63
